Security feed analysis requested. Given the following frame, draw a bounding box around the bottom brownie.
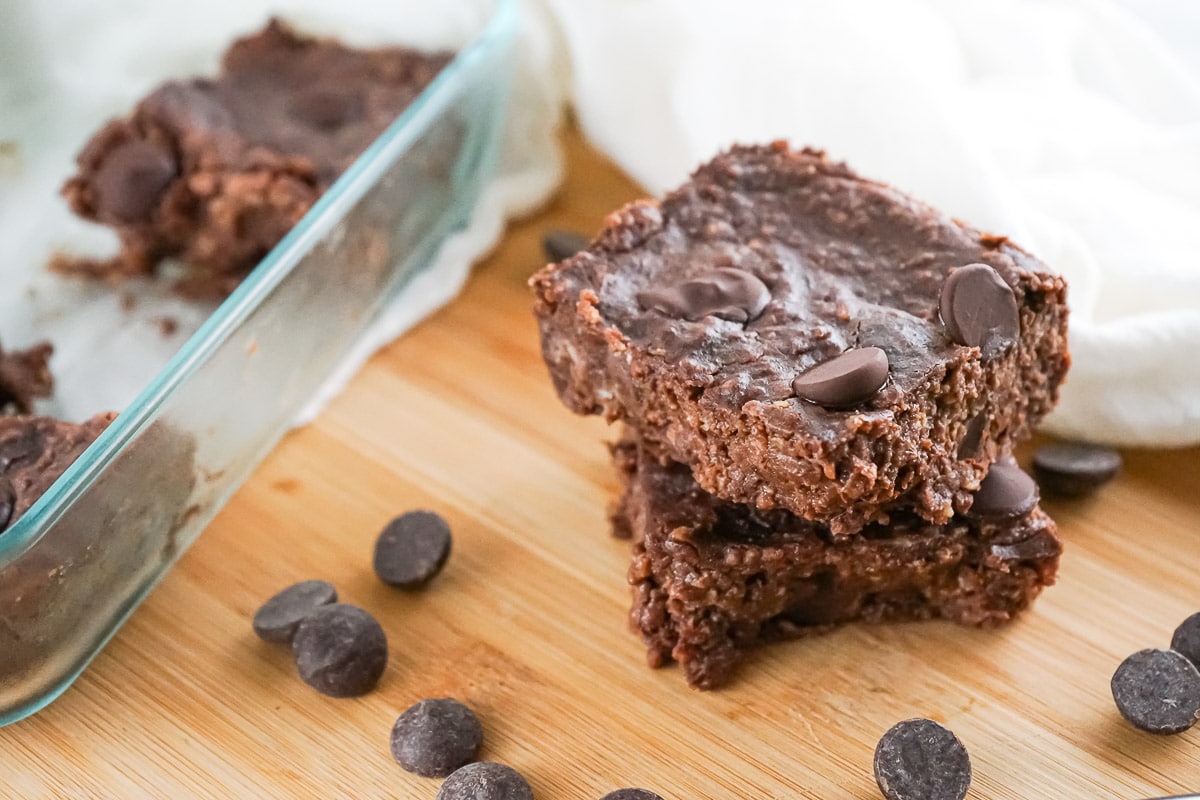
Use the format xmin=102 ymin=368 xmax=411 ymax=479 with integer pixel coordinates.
xmin=612 ymin=441 xmax=1061 ymax=690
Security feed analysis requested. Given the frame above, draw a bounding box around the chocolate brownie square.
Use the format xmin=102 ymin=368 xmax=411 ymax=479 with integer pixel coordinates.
xmin=61 ymin=19 xmax=451 ymax=297
xmin=612 ymin=440 xmax=1060 ymax=689
xmin=532 ymin=143 xmax=1069 ymax=534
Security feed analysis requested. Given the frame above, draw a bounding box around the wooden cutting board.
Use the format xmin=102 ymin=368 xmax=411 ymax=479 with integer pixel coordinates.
xmin=3 ymin=129 xmax=1199 ymax=799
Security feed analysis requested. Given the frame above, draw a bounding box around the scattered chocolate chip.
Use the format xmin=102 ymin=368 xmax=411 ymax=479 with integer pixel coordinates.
xmin=288 ymin=88 xmax=364 ymax=129
xmin=0 ymin=476 xmax=14 ymax=533
xmin=391 ymin=698 xmax=484 ymax=778
xmin=957 ymin=412 xmax=987 ymax=459
xmin=542 ymin=230 xmax=590 ymax=262
xmin=600 ymin=791 xmax=665 ymax=800
xmin=93 ymin=139 xmax=177 ymax=222
xmin=1111 ymin=648 xmax=1200 ymax=734
xmin=939 ymin=263 xmax=1020 ymax=359
xmin=873 ymin=718 xmax=971 ymax=800
xmin=967 ymin=461 xmax=1038 ymax=520
xmin=252 ymin=580 xmax=338 ymax=644
xmin=374 ymin=510 xmax=453 ymax=589
xmin=437 ymin=762 xmax=533 ymax=800
xmin=791 ymin=347 xmax=889 ymax=408
xmin=1170 ymin=613 xmax=1200 ymax=668
xmin=1031 ymin=442 xmax=1122 ymax=498
xmin=292 ymin=603 xmax=387 ymax=698
xmin=638 ymin=268 xmax=770 ymax=323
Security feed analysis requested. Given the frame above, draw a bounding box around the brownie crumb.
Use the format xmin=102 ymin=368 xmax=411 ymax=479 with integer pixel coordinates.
xmin=292 ymin=603 xmax=387 ymax=698
xmin=0 ymin=340 xmax=54 ymax=414
xmin=391 ymin=697 xmax=483 ymax=778
xmin=599 ymin=790 xmax=665 ymax=800
xmin=873 ymin=718 xmax=971 ymax=800
xmin=437 ymin=762 xmax=533 ymax=800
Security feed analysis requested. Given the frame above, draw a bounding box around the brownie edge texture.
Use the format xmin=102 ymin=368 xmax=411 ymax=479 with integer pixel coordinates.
xmin=531 ymin=142 xmax=1069 ymax=534
xmin=613 ymin=440 xmax=1060 ymax=690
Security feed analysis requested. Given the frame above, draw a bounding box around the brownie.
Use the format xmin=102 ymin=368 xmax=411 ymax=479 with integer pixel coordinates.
xmin=61 ymin=19 xmax=451 ymax=297
xmin=531 ymin=143 xmax=1070 ymax=534
xmin=612 ymin=440 xmax=1061 ymax=689
xmin=0 ymin=341 xmax=54 ymax=415
xmin=0 ymin=413 xmax=115 ymax=531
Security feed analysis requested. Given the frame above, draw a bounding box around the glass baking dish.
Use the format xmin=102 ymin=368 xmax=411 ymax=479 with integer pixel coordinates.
xmin=0 ymin=0 xmax=516 ymax=725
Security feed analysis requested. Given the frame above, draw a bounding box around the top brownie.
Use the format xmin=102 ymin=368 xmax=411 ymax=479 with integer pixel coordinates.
xmin=531 ymin=143 xmax=1069 ymax=534
xmin=61 ymin=20 xmax=450 ymax=297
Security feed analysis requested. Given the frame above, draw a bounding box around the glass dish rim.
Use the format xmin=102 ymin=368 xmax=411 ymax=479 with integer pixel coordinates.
xmin=0 ymin=0 xmax=517 ymax=566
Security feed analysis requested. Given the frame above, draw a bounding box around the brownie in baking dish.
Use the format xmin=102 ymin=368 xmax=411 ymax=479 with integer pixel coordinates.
xmin=61 ymin=19 xmax=451 ymax=298
xmin=612 ymin=440 xmax=1060 ymax=690
xmin=0 ymin=412 xmax=116 ymax=533
xmin=531 ymin=142 xmax=1070 ymax=534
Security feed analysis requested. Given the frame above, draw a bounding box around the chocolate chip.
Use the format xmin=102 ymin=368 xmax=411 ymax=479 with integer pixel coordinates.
xmin=374 ymin=510 xmax=452 ymax=589
xmin=0 ymin=427 xmax=44 ymax=471
xmin=436 ymin=762 xmax=533 ymax=800
xmin=987 ymin=530 xmax=1061 ymax=562
xmin=391 ymin=698 xmax=483 ymax=778
xmin=252 ymin=580 xmax=338 ymax=644
xmin=93 ymin=139 xmax=177 ymax=222
xmin=957 ymin=412 xmax=987 ymax=459
xmin=287 ymin=88 xmax=364 ymax=129
xmin=292 ymin=604 xmax=387 ymax=698
xmin=791 ymin=347 xmax=889 ymax=408
xmin=638 ymin=268 xmax=770 ymax=323
xmin=873 ymin=718 xmax=970 ymax=800
xmin=1032 ymin=442 xmax=1122 ymax=498
xmin=1111 ymin=648 xmax=1200 ymax=734
xmin=1170 ymin=613 xmax=1200 ymax=668
xmin=0 ymin=476 xmax=14 ymax=533
xmin=939 ymin=263 xmax=1020 ymax=359
xmin=542 ymin=230 xmax=589 ymax=262
xmin=600 ymin=791 xmax=665 ymax=800
xmin=967 ymin=461 xmax=1038 ymax=520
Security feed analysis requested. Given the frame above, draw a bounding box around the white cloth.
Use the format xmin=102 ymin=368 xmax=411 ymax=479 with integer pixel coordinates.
xmin=546 ymin=0 xmax=1200 ymax=447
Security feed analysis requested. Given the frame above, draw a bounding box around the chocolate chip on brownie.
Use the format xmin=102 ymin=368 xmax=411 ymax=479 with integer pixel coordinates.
xmin=542 ymin=230 xmax=590 ymax=263
xmin=437 ymin=762 xmax=533 ymax=800
xmin=1111 ymin=648 xmax=1200 ymax=735
xmin=292 ymin=603 xmax=387 ymax=698
xmin=252 ymin=579 xmax=338 ymax=644
xmin=391 ymin=698 xmax=483 ymax=778
xmin=637 ymin=268 xmax=771 ymax=323
xmin=1032 ymin=442 xmax=1122 ymax=498
xmin=873 ymin=718 xmax=971 ymax=800
xmin=600 ymin=790 xmax=665 ymax=800
xmin=373 ymin=510 xmax=453 ymax=589
xmin=791 ymin=347 xmax=889 ymax=408
xmin=1171 ymin=612 xmax=1200 ymax=668
xmin=938 ymin=263 xmax=1020 ymax=359
xmin=967 ymin=461 xmax=1039 ymax=520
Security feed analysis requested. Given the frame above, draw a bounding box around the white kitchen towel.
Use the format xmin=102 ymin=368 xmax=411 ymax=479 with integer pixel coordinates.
xmin=546 ymin=0 xmax=1200 ymax=447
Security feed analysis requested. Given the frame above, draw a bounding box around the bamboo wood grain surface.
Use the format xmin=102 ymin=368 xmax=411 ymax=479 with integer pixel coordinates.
xmin=3 ymin=129 xmax=1199 ymax=799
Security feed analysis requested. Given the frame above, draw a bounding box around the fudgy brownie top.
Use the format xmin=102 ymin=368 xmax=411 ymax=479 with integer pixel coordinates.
xmin=0 ymin=413 xmax=116 ymax=532
xmin=563 ymin=142 xmax=1050 ymax=422
xmin=61 ymin=20 xmax=450 ymax=296
xmin=0 ymin=341 xmax=54 ymax=415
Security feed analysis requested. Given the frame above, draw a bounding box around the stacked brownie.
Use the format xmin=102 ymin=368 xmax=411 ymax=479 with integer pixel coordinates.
xmin=531 ymin=142 xmax=1070 ymax=688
